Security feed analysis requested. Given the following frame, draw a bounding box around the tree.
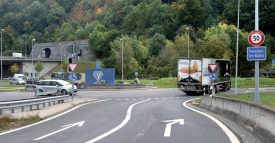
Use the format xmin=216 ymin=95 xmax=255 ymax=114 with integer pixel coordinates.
xmin=47 ymin=2 xmax=65 ymax=24
xmin=199 ymin=25 xmax=233 ymax=59
xmin=9 ymin=63 xmax=19 ymax=74
xmin=88 ymin=23 xmax=119 ymax=59
xmin=109 ymin=35 xmax=146 ymax=78
xmin=35 ymin=61 xmax=44 ymax=78
xmin=148 ymin=33 xmax=166 ymax=57
xmin=172 ymin=0 xmax=205 ymax=29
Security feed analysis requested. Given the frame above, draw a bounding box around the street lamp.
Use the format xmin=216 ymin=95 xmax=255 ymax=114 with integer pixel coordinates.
xmin=120 ymin=39 xmax=124 ymax=83
xmin=0 ymin=29 xmax=4 ymax=86
xmin=60 ymin=44 xmax=64 ymax=72
xmin=186 ymin=28 xmax=190 ymax=59
xmin=235 ymin=0 xmax=240 ymax=95
xmin=31 ymin=38 xmax=36 ymax=78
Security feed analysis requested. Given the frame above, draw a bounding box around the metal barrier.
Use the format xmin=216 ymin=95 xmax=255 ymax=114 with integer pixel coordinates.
xmin=0 ymin=95 xmax=70 ymax=114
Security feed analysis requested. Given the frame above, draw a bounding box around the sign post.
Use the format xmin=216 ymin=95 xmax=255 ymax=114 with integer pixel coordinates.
xmin=208 ymin=64 xmax=218 ymax=96
xmin=68 ymin=63 xmax=78 ymax=100
xmin=247 ymin=1 xmax=265 ymax=104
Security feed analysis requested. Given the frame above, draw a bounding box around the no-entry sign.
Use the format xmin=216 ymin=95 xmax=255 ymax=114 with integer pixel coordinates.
xmin=248 ymin=30 xmax=265 ymax=46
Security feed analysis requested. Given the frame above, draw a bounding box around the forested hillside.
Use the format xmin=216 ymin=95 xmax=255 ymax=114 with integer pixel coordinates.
xmin=1 ymin=0 xmax=275 ymax=78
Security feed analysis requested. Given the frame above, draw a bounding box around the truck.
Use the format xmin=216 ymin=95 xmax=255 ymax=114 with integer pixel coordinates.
xmin=177 ymin=58 xmax=231 ymax=95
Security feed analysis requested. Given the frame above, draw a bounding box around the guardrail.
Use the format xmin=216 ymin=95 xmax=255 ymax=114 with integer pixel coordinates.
xmin=0 ymin=95 xmax=70 ymax=115
xmin=201 ymin=95 xmax=275 ymax=143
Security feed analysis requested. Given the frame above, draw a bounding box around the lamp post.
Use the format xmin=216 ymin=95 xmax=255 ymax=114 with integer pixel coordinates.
xmin=186 ymin=28 xmax=190 ymax=59
xmin=235 ymin=0 xmax=240 ymax=95
xmin=31 ymin=38 xmax=35 ymax=79
xmin=1 ymin=29 xmax=4 ymax=86
xmin=60 ymin=44 xmax=64 ymax=73
xmin=120 ymin=39 xmax=124 ymax=83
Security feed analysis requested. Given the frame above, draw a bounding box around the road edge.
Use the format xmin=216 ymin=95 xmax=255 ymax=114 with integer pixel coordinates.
xmin=0 ymin=99 xmax=107 ymax=136
xmin=183 ymin=98 xmax=241 ymax=143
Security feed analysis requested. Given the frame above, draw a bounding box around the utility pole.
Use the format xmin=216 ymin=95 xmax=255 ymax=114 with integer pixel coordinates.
xmin=0 ymin=29 xmax=4 ymax=86
xmin=235 ymin=0 xmax=240 ymax=95
xmin=255 ymin=0 xmax=260 ymax=104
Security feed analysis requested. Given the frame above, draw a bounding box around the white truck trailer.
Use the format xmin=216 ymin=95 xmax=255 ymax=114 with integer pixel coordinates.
xmin=177 ymin=58 xmax=231 ymax=95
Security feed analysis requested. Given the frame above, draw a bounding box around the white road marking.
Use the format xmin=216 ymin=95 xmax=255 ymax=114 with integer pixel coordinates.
xmin=0 ymin=99 xmax=108 ymax=136
xmin=85 ymin=99 xmax=151 ymax=143
xmin=154 ymin=98 xmax=160 ymax=100
xmin=34 ymin=121 xmax=85 ymax=141
xmin=183 ymin=99 xmax=240 ymax=143
xmin=162 ymin=119 xmax=184 ymax=137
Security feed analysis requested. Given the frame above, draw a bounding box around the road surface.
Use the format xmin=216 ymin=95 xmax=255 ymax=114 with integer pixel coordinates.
xmin=0 ymin=89 xmax=246 ymax=143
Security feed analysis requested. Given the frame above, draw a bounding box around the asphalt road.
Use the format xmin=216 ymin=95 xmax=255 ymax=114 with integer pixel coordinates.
xmin=0 ymin=89 xmax=245 ymax=143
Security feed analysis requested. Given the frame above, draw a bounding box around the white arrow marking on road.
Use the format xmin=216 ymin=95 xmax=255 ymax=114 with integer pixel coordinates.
xmin=162 ymin=119 xmax=184 ymax=137
xmin=34 ymin=121 xmax=85 ymax=141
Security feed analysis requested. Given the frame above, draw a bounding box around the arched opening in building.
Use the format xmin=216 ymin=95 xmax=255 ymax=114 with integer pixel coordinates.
xmin=42 ymin=48 xmax=51 ymax=58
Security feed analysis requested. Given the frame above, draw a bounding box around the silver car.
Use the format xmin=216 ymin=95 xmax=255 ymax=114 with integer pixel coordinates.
xmin=10 ymin=77 xmax=26 ymax=85
xmin=36 ymin=79 xmax=77 ymax=96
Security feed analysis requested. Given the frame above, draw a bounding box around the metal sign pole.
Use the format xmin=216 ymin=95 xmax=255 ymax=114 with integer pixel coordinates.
xmin=72 ymin=76 xmax=74 ymax=100
xmin=255 ymin=0 xmax=260 ymax=104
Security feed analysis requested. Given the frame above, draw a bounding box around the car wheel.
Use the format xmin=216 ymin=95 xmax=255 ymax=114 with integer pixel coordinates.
xmin=61 ymin=89 xmax=68 ymax=95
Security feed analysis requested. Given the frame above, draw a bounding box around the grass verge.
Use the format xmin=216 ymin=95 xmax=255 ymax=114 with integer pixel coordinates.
xmin=226 ymin=92 xmax=275 ymax=109
xmin=0 ymin=115 xmax=41 ymax=133
xmin=0 ymin=85 xmax=25 ymax=92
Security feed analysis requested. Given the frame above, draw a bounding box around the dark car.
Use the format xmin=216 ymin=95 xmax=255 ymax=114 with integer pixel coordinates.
xmin=26 ymin=77 xmax=39 ymax=84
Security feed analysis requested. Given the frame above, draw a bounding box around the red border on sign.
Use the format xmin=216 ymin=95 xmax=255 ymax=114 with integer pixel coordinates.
xmin=248 ymin=30 xmax=265 ymax=46
xmin=68 ymin=63 xmax=78 ymax=73
xmin=208 ymin=64 xmax=218 ymax=73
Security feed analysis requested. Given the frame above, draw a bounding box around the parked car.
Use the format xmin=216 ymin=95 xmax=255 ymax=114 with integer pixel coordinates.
xmin=36 ymin=79 xmax=77 ymax=96
xmin=10 ymin=78 xmax=26 ymax=85
xmin=26 ymin=77 xmax=39 ymax=84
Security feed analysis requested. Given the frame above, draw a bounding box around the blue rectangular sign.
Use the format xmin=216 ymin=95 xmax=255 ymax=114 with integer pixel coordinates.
xmin=247 ymin=46 xmax=266 ymax=61
xmin=85 ymin=68 xmax=115 ymax=84
xmin=272 ymin=60 xmax=275 ymax=65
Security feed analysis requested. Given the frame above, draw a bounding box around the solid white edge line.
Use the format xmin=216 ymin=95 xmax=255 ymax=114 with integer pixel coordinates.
xmin=85 ymin=99 xmax=151 ymax=143
xmin=183 ymin=98 xmax=240 ymax=143
xmin=0 ymin=99 xmax=108 ymax=136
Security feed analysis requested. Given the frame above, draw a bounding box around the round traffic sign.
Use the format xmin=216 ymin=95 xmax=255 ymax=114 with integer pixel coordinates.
xmin=248 ymin=30 xmax=265 ymax=46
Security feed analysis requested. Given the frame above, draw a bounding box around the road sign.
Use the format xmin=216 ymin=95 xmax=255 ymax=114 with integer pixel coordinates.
xmin=69 ymin=73 xmax=77 ymax=81
xmin=96 ymin=61 xmax=101 ymax=69
xmin=272 ymin=60 xmax=275 ymax=65
xmin=134 ymin=72 xmax=138 ymax=77
xmin=208 ymin=64 xmax=218 ymax=73
xmin=247 ymin=46 xmax=266 ymax=61
xmin=248 ymin=30 xmax=265 ymax=46
xmin=68 ymin=63 xmax=78 ymax=73
xmin=209 ymin=73 xmax=217 ymax=81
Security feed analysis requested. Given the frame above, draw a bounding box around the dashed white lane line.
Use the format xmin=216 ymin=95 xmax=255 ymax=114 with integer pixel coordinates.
xmin=183 ymin=99 xmax=240 ymax=143
xmin=85 ymin=99 xmax=151 ymax=143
